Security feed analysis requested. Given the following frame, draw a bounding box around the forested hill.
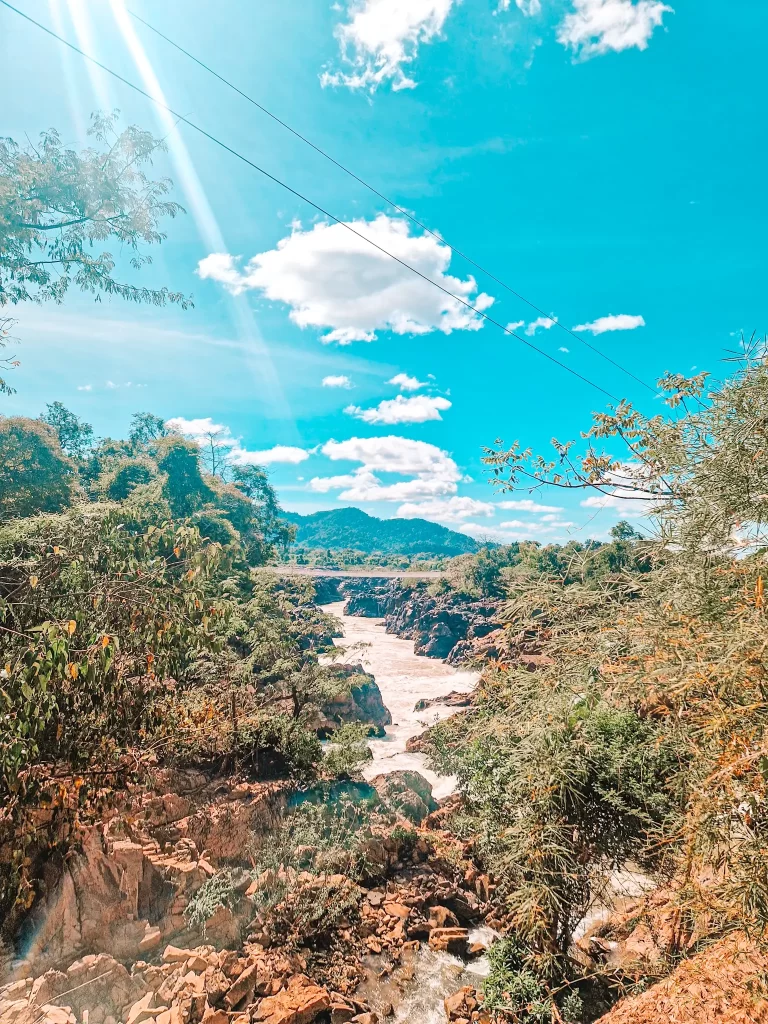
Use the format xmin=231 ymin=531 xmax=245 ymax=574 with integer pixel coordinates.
xmin=281 ymin=507 xmax=480 ymax=556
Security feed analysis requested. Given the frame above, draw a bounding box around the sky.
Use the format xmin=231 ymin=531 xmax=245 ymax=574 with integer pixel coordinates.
xmin=2 ymin=0 xmax=767 ymax=545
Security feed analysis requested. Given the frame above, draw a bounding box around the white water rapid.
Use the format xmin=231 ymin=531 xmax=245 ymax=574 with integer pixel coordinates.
xmin=321 ymin=602 xmax=497 ymax=1022
xmin=321 ymin=601 xmax=480 ymax=799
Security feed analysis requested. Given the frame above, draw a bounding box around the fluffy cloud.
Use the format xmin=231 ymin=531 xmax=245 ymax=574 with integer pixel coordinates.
xmin=321 ymin=0 xmax=454 ymax=92
xmin=497 ymin=498 xmax=563 ymax=513
xmin=197 ymin=216 xmax=493 ymax=345
xmin=322 ymin=375 xmax=353 ymax=388
xmin=310 ymin=435 xmax=461 ymax=502
xmin=525 ymin=315 xmax=557 ymax=336
xmin=77 ymin=384 xmax=92 ymax=391
xmin=166 ymin=417 xmax=238 ymax=445
xmin=166 ymin=417 xmax=309 ymax=466
xmin=389 ymin=372 xmax=427 ymax=391
xmin=498 ymin=0 xmax=542 ymax=13
xmin=461 ymin=517 xmax=575 ymax=541
xmin=558 ymin=0 xmax=672 ymax=59
xmin=231 ymin=445 xmax=310 ymax=466
xmin=573 ymin=313 xmax=646 ymax=334
xmin=396 ymin=496 xmax=495 ymax=524
xmin=345 ymin=394 xmax=451 ymax=425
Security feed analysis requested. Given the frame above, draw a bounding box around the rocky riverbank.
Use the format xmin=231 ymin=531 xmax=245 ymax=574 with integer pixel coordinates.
xmin=1 ymin=598 xmax=500 ymax=1024
xmin=315 ymin=579 xmax=501 ymax=664
xmin=0 ymin=766 xmax=499 ymax=1024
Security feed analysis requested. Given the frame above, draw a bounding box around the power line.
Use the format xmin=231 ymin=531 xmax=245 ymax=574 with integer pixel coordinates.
xmin=0 ymin=0 xmax=619 ymax=402
xmin=128 ymin=7 xmax=656 ymax=397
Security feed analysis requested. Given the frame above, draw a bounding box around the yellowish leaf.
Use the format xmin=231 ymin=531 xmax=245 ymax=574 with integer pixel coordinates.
xmin=29 ymin=575 xmax=38 ymax=589
xmin=67 ymin=620 xmax=77 ymax=636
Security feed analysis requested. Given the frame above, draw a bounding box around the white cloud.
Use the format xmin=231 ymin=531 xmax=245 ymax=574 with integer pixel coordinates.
xmin=506 ymin=320 xmax=525 ymax=332
xmin=573 ymin=313 xmax=646 ymax=334
xmin=231 ymin=445 xmax=309 ymax=466
xmin=311 ymin=435 xmax=461 ymax=502
xmin=345 ymin=394 xmax=452 ymax=424
xmin=197 ymin=216 xmax=493 ymax=344
xmin=106 ymin=380 xmax=118 ymax=389
xmin=389 ymin=372 xmax=427 ymax=391
xmin=322 ymin=375 xmax=354 ymax=388
xmin=166 ymin=416 xmax=238 ymax=444
xmin=167 ymin=416 xmax=308 ymax=467
xmin=525 ymin=315 xmax=557 ymax=336
xmin=498 ymin=0 xmax=542 ymax=14
xmin=497 ymin=498 xmax=563 ymax=513
xmin=77 ymin=384 xmax=92 ymax=392
xmin=321 ymin=0 xmax=454 ymax=93
xmin=559 ymin=347 xmax=570 ymax=353
xmin=397 ymin=496 xmax=495 ymax=524
xmin=558 ymin=0 xmax=672 ymax=59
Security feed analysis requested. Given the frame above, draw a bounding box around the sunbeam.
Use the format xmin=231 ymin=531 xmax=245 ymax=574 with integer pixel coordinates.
xmin=108 ymin=0 xmax=292 ymax=425
xmin=64 ymin=0 xmax=117 ymax=115
xmin=47 ymin=0 xmax=88 ymax=139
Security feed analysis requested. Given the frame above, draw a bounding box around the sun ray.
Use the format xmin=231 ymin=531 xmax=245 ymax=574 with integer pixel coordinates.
xmin=107 ymin=0 xmax=291 ymax=422
xmin=47 ymin=0 xmax=88 ymax=140
xmin=65 ymin=0 xmax=117 ymax=115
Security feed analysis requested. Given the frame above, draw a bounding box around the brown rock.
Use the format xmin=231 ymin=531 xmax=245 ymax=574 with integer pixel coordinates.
xmin=253 ymin=976 xmax=331 ymax=1024
xmin=224 ymin=963 xmax=260 ymax=1009
xmin=382 ymin=902 xmax=410 ymax=919
xmin=444 ymin=987 xmax=478 ymax=1021
xmin=200 ymin=1010 xmax=228 ymax=1024
xmin=428 ymin=906 xmax=459 ymax=929
xmin=40 ymin=1008 xmax=77 ymax=1024
xmin=428 ymin=928 xmax=470 ymax=956
xmin=163 ymin=946 xmax=195 ymax=965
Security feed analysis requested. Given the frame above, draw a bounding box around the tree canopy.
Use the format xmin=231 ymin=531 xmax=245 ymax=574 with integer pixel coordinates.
xmin=0 ymin=113 xmax=191 ymax=310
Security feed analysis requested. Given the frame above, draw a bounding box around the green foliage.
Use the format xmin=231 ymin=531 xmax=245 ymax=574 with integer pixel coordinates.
xmin=0 ymin=113 xmax=191 ymax=309
xmin=97 ymin=456 xmax=155 ymax=501
xmin=184 ymin=869 xmax=240 ymax=932
xmin=128 ymin=411 xmax=168 ymax=449
xmin=0 ymin=316 xmax=19 ymax=396
xmin=0 ymin=417 xmax=76 ymax=519
xmin=154 ymin=436 xmax=215 ymax=518
xmin=322 ymin=722 xmax=373 ymax=779
xmin=40 ymin=401 xmax=94 ymax=458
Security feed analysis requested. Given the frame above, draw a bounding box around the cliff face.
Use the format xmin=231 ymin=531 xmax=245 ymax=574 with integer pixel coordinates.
xmin=332 ymin=579 xmax=500 ymax=663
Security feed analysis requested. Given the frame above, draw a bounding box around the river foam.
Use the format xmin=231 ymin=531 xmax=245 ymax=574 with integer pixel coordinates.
xmin=321 ymin=601 xmax=479 ymax=799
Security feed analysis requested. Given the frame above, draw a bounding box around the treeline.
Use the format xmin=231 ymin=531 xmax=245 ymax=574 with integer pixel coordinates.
xmin=425 ymin=352 xmax=768 ymax=1020
xmin=0 ymin=405 xmax=362 ymax=936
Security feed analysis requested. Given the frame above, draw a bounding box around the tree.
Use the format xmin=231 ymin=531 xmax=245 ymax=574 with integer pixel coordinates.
xmin=40 ymin=401 xmax=94 ymax=458
xmin=0 ymin=417 xmax=75 ymax=518
xmin=155 ymin=436 xmax=214 ymax=517
xmin=128 ymin=411 xmax=168 ymax=449
xmin=0 ymin=113 xmax=191 ymax=310
xmin=0 ymin=317 xmax=19 ymax=396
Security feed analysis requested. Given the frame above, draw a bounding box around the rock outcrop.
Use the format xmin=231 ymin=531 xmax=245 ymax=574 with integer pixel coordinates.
xmin=333 ymin=580 xmax=500 ymax=663
xmin=311 ymin=665 xmax=392 ymax=737
xmin=371 ymin=771 xmax=438 ymax=825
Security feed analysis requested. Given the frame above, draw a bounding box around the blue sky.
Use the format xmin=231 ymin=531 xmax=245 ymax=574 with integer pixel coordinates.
xmin=2 ymin=0 xmax=767 ymax=544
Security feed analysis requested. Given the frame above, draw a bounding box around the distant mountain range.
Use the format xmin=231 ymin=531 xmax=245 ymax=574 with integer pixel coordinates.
xmin=281 ymin=507 xmax=480 ymax=556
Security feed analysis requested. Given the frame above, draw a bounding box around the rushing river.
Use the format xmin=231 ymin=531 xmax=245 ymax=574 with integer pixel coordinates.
xmin=321 ymin=601 xmax=480 ymax=799
xmin=321 ymin=601 xmax=495 ymax=1022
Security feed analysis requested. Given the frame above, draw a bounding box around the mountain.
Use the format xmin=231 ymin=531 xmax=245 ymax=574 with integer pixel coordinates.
xmin=281 ymin=507 xmax=480 ymax=557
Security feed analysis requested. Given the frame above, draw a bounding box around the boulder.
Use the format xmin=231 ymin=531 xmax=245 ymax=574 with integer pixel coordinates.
xmin=444 ymin=987 xmax=479 ymax=1021
xmin=371 ymin=771 xmax=438 ymax=825
xmin=253 ymin=975 xmax=331 ymax=1024
xmin=312 ymin=666 xmax=392 ymax=737
xmin=428 ymin=928 xmax=470 ymax=956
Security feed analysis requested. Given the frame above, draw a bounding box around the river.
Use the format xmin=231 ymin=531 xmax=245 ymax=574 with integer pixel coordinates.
xmin=321 ymin=601 xmax=495 ymax=1023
